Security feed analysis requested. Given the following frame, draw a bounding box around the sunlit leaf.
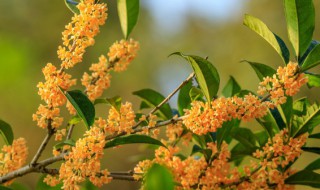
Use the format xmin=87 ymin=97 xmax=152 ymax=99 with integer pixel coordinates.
xmin=284 ymin=0 xmax=315 ymax=57
xmin=243 ymin=15 xmax=290 ymax=64
xmin=145 ymin=164 xmax=174 ymax=190
xmin=170 ymin=52 xmax=220 ymax=102
xmin=305 ymin=73 xmax=320 ymax=88
xmin=133 ymin=89 xmax=172 ymax=120
xmin=63 ymin=89 xmax=95 ymax=129
xmin=54 ymin=139 xmax=75 ymax=151
xmin=189 ymin=87 xmax=203 ymax=101
xmin=243 ymin=60 xmax=276 ymax=81
xmin=0 ymin=119 xmax=14 ymax=145
xmin=177 ymin=80 xmax=192 ymax=116
xmin=104 ymin=134 xmax=166 ymax=149
xmin=117 ymin=0 xmax=139 ymax=38
xmin=64 ymin=0 xmax=80 ymax=14
xmin=222 ymin=76 xmax=241 ymax=97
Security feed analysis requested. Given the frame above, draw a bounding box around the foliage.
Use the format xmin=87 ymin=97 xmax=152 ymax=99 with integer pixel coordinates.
xmin=0 ymin=0 xmax=320 ymax=189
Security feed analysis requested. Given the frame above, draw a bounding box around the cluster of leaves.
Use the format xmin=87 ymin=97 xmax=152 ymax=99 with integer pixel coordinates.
xmin=1 ymin=0 xmax=320 ymax=189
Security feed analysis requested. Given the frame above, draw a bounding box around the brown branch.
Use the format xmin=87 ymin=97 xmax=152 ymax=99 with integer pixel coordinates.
xmin=0 ymin=153 xmax=66 ymax=184
xmin=30 ymin=121 xmax=55 ymax=165
xmin=66 ymin=124 xmax=75 ymax=140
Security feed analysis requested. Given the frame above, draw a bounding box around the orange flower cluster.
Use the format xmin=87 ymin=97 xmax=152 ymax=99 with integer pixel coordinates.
xmin=82 ymin=55 xmax=111 ymax=101
xmin=258 ymin=62 xmax=308 ymax=107
xmin=58 ymin=127 xmax=111 ymax=190
xmin=107 ymin=39 xmax=140 ymax=72
xmin=106 ymin=102 xmax=136 ymax=134
xmin=58 ymin=0 xmax=108 ymax=69
xmin=184 ymin=62 xmax=307 ymax=135
xmin=183 ymin=94 xmax=268 ymax=135
xmin=135 ymin=130 xmax=307 ymax=189
xmin=0 ymin=138 xmax=28 ymax=185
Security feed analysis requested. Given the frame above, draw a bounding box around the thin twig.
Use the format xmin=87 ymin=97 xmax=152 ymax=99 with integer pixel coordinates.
xmin=66 ymin=124 xmax=75 ymax=140
xmin=105 ymin=72 xmax=194 ymax=141
xmin=30 ymin=121 xmax=55 ymax=165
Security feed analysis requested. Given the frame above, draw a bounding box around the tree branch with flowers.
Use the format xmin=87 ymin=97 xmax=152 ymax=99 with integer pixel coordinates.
xmin=1 ymin=0 xmax=320 ymax=189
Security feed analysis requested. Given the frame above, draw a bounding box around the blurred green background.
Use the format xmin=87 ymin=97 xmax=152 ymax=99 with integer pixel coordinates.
xmin=0 ymin=0 xmax=320 ymax=189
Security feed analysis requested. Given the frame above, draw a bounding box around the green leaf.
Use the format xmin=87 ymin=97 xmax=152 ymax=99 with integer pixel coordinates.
xmin=133 ymin=89 xmax=172 ymax=120
xmin=306 ymin=73 xmax=320 ymax=88
xmin=256 ymin=110 xmax=280 ymax=138
xmin=301 ymin=44 xmax=320 ymax=71
xmin=302 ymin=147 xmax=320 ymax=155
xmin=0 ymin=119 xmax=14 ymax=145
xmin=140 ymin=101 xmax=151 ymax=110
xmin=230 ymin=128 xmax=259 ymax=149
xmin=68 ymin=115 xmax=82 ymax=125
xmin=54 ymin=139 xmax=75 ymax=151
xmin=170 ymin=52 xmax=220 ymax=102
xmin=177 ymin=80 xmax=192 ymax=116
xmin=279 ymin=96 xmax=293 ymax=127
xmin=80 ymin=180 xmax=99 ymax=190
xmin=230 ymin=143 xmax=255 ymax=162
xmin=192 ymin=134 xmax=206 ymax=148
xmin=299 ymin=40 xmax=319 ymax=64
xmin=145 ymin=164 xmax=174 ymax=190
xmin=222 ymin=76 xmax=241 ymax=97
xmin=36 ymin=175 xmax=63 ymax=190
xmin=255 ymin=130 xmax=269 ymax=147
xmin=9 ymin=183 xmax=30 ymax=190
xmin=243 ymin=60 xmax=276 ymax=81
xmin=191 ymin=145 xmax=212 ymax=161
xmin=117 ymin=0 xmax=139 ymax=39
xmin=217 ymin=119 xmax=239 ymax=149
xmin=243 ymin=15 xmax=290 ymax=64
xmin=285 ymin=170 xmax=320 ymax=188
xmin=189 ymin=87 xmax=203 ymax=101
xmin=64 ymin=0 xmax=80 ymax=14
xmin=104 ymin=134 xmax=166 ymax=149
xmin=293 ymin=97 xmax=309 ymax=116
xmin=94 ymin=96 xmax=122 ymax=111
xmin=284 ymin=0 xmax=315 ymax=57
xmin=305 ymin=158 xmax=320 ymax=171
xmin=309 ymin=133 xmax=320 ymax=139
xmin=293 ymin=102 xmax=320 ymax=137
xmin=63 ymin=90 xmax=95 ymax=129
xmin=0 ymin=186 xmax=12 ymax=190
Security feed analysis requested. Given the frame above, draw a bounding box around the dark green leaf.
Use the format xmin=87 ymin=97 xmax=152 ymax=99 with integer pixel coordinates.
xmin=293 ymin=103 xmax=320 ymax=137
xmin=192 ymin=134 xmax=206 ymax=148
xmin=117 ymin=0 xmax=139 ymax=39
xmin=305 ymin=73 xmax=320 ymax=88
xmin=299 ymin=40 xmax=319 ymax=64
xmin=285 ymin=170 xmax=320 ymax=188
xmin=63 ymin=90 xmax=95 ymax=129
xmin=0 ymin=120 xmax=13 ymax=145
xmin=255 ymin=130 xmax=269 ymax=147
xmin=133 ymin=89 xmax=172 ymax=120
xmin=230 ymin=128 xmax=259 ymax=149
xmin=269 ymin=107 xmax=286 ymax=130
xmin=302 ymin=147 xmax=320 ymax=155
xmin=191 ymin=145 xmax=212 ymax=161
xmin=170 ymin=52 xmax=220 ymax=102
xmin=145 ymin=164 xmax=174 ymax=190
xmin=104 ymin=134 xmax=166 ymax=149
xmin=243 ymin=60 xmax=276 ymax=81
xmin=36 ymin=175 xmax=62 ymax=190
xmin=54 ymin=139 xmax=75 ymax=151
xmin=256 ymin=110 xmax=280 ymax=138
xmin=243 ymin=15 xmax=290 ymax=64
xmin=64 ymin=0 xmax=80 ymax=14
xmin=230 ymin=143 xmax=255 ymax=162
xmin=222 ymin=76 xmax=241 ymax=97
xmin=217 ymin=119 xmax=239 ymax=149
xmin=140 ymin=101 xmax=151 ymax=110
xmin=0 ymin=186 xmax=12 ymax=190
xmin=305 ymin=158 xmax=320 ymax=171
xmin=301 ymin=44 xmax=320 ymax=71
xmin=309 ymin=133 xmax=320 ymax=139
xmin=284 ymin=0 xmax=315 ymax=57
xmin=177 ymin=80 xmax=192 ymax=116
xmin=235 ymin=90 xmax=255 ymax=98
xmin=189 ymin=87 xmax=203 ymax=101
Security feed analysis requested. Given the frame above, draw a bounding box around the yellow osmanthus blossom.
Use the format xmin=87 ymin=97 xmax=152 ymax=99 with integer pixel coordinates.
xmin=106 ymin=102 xmax=136 ymax=134
xmin=0 ymin=138 xmax=28 ymax=186
xmin=135 ymin=130 xmax=307 ymax=190
xmin=58 ymin=127 xmax=111 ymax=190
xmin=107 ymin=39 xmax=140 ymax=72
xmin=81 ymin=55 xmax=111 ymax=101
xmin=258 ymin=62 xmax=308 ymax=107
xmin=32 ymin=104 xmax=64 ymax=129
xmin=58 ymin=0 xmax=108 ymax=69
xmin=184 ymin=62 xmax=307 ymax=135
